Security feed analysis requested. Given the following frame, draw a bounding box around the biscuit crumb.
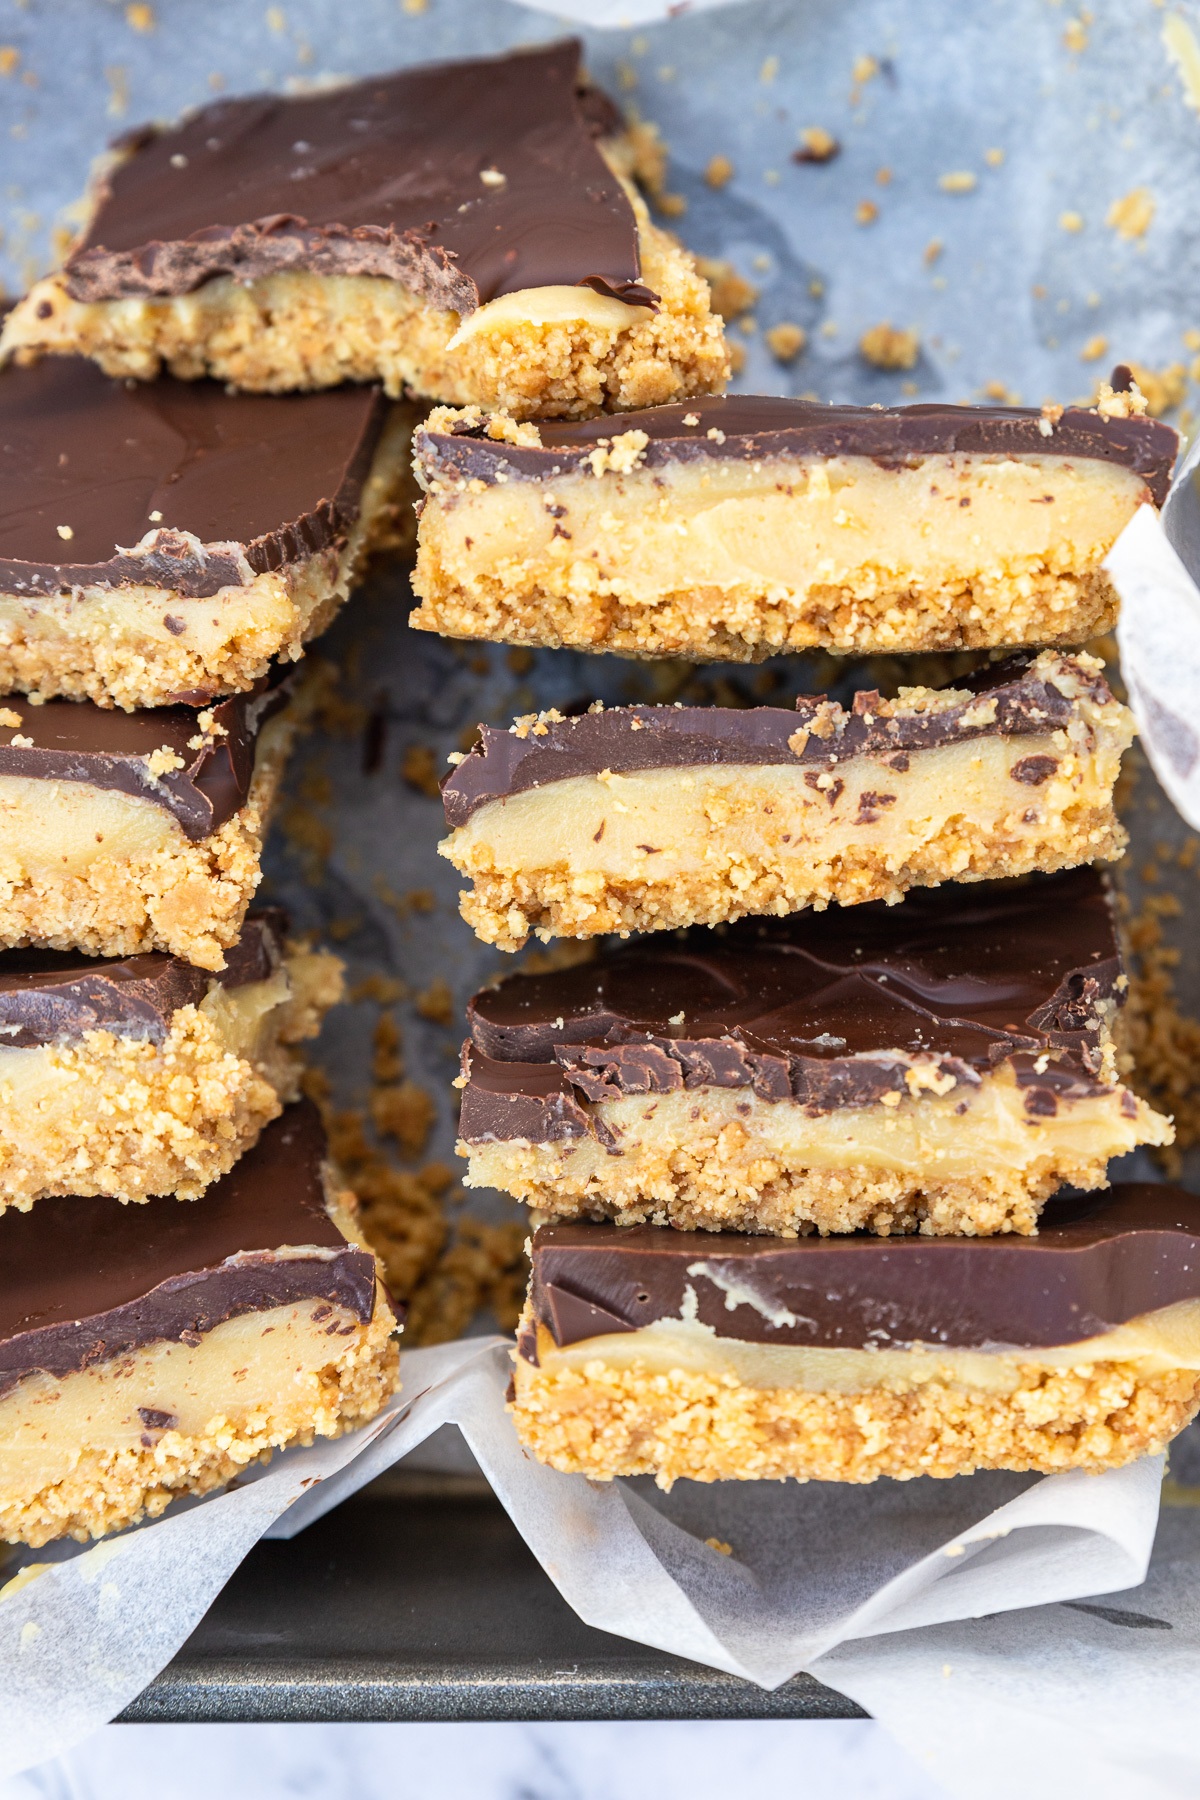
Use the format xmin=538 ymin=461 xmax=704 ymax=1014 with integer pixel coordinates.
xmin=401 ymin=743 xmax=442 ymax=800
xmin=1059 ymin=210 xmax=1085 ymax=233
xmin=146 ymin=746 xmax=185 ymax=777
xmin=695 ymin=258 xmax=758 ymax=322
xmin=855 ymin=199 xmax=879 ymax=226
xmin=0 ymin=709 xmax=21 ymax=729
xmin=860 ymin=323 xmax=920 ymax=370
xmin=1063 ymin=16 xmax=1088 ymax=51
xmin=704 ymin=155 xmax=734 ymax=188
xmin=938 ymin=171 xmax=977 ymax=193
xmin=705 ymin=1538 xmax=733 ymax=1555
xmin=1119 ymin=361 xmax=1186 ymax=417
xmin=793 ymin=126 xmax=840 ymax=164
xmin=924 ymin=238 xmax=943 ymax=265
xmin=1107 ymin=187 xmax=1155 ymax=240
xmin=766 ymin=322 xmax=806 ymax=363
xmin=371 ymin=1079 xmax=436 ymax=1155
xmin=1080 ymin=335 xmax=1109 ymax=363
xmin=415 ymin=976 xmax=454 ymax=1025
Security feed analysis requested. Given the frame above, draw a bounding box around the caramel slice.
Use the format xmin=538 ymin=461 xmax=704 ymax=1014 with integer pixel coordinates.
xmin=0 ymin=910 xmax=343 ymax=1209
xmin=0 ymin=44 xmax=726 ymax=417
xmin=0 ymin=678 xmax=296 ymax=969
xmin=0 ymin=357 xmax=415 ymax=711
xmin=511 ymin=1195 xmax=1200 ymax=1485
xmin=441 ymin=652 xmax=1133 ymax=950
xmin=0 ymin=1101 xmax=399 ymax=1547
xmin=458 ymin=870 xmax=1172 ymax=1238
xmin=411 ymin=392 xmax=1177 ymax=659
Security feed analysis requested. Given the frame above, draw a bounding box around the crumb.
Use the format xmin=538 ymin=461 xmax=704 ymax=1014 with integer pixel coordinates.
xmin=876 ymin=166 xmax=893 ymax=186
xmin=859 ymin=323 xmax=919 ymax=370
xmin=984 ymin=147 xmax=1005 ymax=166
xmin=695 ymin=257 xmax=758 ymax=322
xmin=1063 ymin=16 xmax=1088 ymax=51
xmin=1094 ymin=378 xmax=1149 ymax=419
xmin=924 ymin=238 xmax=943 ymax=265
xmin=738 ymin=316 xmax=758 ymax=336
xmin=0 ymin=48 xmax=19 ymax=76
xmin=766 ymin=322 xmax=806 ymax=364
xmin=852 ymin=54 xmax=879 ymax=82
xmin=793 ymin=126 xmax=840 ymax=164
xmin=1080 ymin=335 xmax=1109 ymax=363
xmin=401 ymin=743 xmax=443 ymax=801
xmin=0 ymin=709 xmax=21 ymax=729
xmin=372 ymin=1013 xmax=404 ymax=1084
xmin=705 ymin=155 xmax=734 ymax=188
xmin=705 ymin=1538 xmax=733 ymax=1555
xmin=938 ymin=171 xmax=977 ymax=194
xmin=855 ymin=199 xmax=879 ymax=226
xmin=325 ymin=915 xmax=362 ymax=942
xmin=1059 ymin=210 xmax=1085 ymax=233
xmin=415 ymin=976 xmax=454 ymax=1025
xmin=350 ymin=973 xmax=407 ymax=1005
xmin=727 ymin=342 xmax=746 ymax=375
xmin=280 ymin=801 xmax=333 ymax=880
xmin=125 ymin=2 xmax=155 ymax=29
xmin=1107 ymin=188 xmax=1155 ymax=240
xmin=371 ymin=1079 xmax=436 ymax=1155
xmin=1119 ymin=361 xmax=1186 ymax=417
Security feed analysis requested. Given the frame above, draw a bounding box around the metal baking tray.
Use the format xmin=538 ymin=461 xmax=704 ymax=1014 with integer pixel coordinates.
xmin=116 ymin=1470 xmax=862 ymax=1722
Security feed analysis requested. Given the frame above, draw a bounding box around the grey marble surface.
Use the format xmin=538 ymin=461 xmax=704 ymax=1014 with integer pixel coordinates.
xmin=0 ymin=1720 xmax=945 ymax=1800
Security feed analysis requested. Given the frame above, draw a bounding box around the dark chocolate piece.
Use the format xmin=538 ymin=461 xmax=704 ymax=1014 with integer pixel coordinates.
xmin=63 ymin=43 xmax=651 ymax=312
xmin=0 ymin=357 xmax=386 ymax=599
xmin=0 ymin=675 xmax=289 ymax=841
xmin=0 ymin=908 xmax=285 ymax=1048
xmin=442 ymin=653 xmax=1100 ymax=828
xmin=0 ymin=1100 xmax=378 ymax=1400
xmin=527 ymin=1185 xmax=1200 ymax=1354
xmin=461 ymin=869 xmax=1124 ymax=1139
xmin=420 ymin=392 xmax=1178 ymax=507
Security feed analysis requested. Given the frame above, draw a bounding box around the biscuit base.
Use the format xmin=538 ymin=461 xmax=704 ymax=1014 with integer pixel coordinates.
xmin=0 ymin=1295 xmax=398 ymax=1547
xmin=462 ymin=1069 xmax=1173 ymax=1238
xmin=0 ymin=944 xmax=343 ymax=1209
xmin=2 ymin=202 xmax=727 ymax=419
xmin=511 ymin=1345 xmax=1200 ymax=1487
xmin=0 ymin=406 xmax=416 ymax=712
xmin=0 ymin=709 xmax=293 ymax=971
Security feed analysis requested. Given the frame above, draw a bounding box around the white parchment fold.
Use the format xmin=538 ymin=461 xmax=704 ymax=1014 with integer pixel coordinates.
xmin=0 ymin=1339 xmax=1164 ymax=1779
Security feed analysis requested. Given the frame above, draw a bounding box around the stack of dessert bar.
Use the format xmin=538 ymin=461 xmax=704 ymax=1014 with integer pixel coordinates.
xmin=0 ymin=39 xmax=728 ymax=1549
xmin=425 ymin=335 xmax=1200 ymax=1484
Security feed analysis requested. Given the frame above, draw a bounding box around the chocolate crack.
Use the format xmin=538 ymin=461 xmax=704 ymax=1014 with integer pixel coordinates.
xmin=419 ymin=392 xmax=1177 ymax=506
xmin=63 ymin=43 xmax=647 ymax=311
xmin=442 ymin=652 xmax=1101 ymax=826
xmin=461 ymin=869 xmax=1124 ymax=1138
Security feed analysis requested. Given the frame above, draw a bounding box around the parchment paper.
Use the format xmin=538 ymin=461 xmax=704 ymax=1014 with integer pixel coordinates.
xmin=3 ymin=1 xmax=1200 ymax=1792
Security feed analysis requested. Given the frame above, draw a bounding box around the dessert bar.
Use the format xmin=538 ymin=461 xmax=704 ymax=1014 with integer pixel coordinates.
xmin=511 ymin=1193 xmax=1200 ymax=1484
xmin=0 ymin=909 xmax=343 ymax=1210
xmin=0 ymin=1101 xmax=399 ymax=1547
xmin=0 ymin=43 xmax=727 ymax=417
xmin=411 ymin=391 xmax=1176 ymax=658
xmin=458 ymin=869 xmax=1172 ymax=1237
xmin=0 ymin=356 xmax=413 ymax=711
xmin=0 ymin=678 xmax=296 ymax=970
xmin=441 ymin=651 xmax=1133 ymax=950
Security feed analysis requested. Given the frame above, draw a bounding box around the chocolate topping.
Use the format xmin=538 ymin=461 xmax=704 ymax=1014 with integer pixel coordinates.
xmin=0 ymin=357 xmax=386 ymax=599
xmin=0 ymin=675 xmax=289 ymax=841
xmin=419 ymin=392 xmax=1178 ymax=507
xmin=0 ymin=1100 xmax=379 ymax=1401
xmin=527 ymin=1186 xmax=1200 ymax=1354
xmin=0 ymin=908 xmax=286 ymax=1049
xmin=63 ymin=43 xmax=650 ymax=312
xmin=442 ymin=652 xmax=1103 ymax=828
xmin=461 ymin=869 xmax=1124 ymax=1140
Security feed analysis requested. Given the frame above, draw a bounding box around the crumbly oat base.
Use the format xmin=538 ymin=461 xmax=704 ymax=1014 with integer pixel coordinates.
xmin=0 ymin=405 xmax=416 ymax=712
xmin=0 ymin=943 xmax=343 ymax=1209
xmin=462 ymin=1070 xmax=1173 ymax=1238
xmin=510 ymin=1343 xmax=1200 ymax=1486
xmin=2 ymin=191 xmax=727 ymax=418
xmin=0 ymin=710 xmax=293 ymax=971
xmin=411 ymin=449 xmax=1142 ymax=659
xmin=0 ymin=1295 xmax=398 ymax=1547
xmin=444 ymin=683 xmax=1133 ymax=949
